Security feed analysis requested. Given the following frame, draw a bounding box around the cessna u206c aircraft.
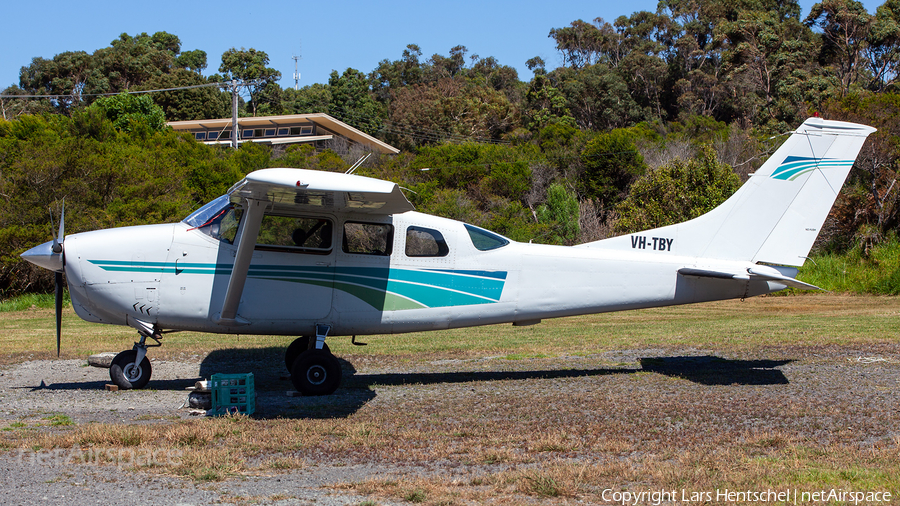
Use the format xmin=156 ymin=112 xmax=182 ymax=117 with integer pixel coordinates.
xmin=21 ymin=117 xmax=875 ymax=395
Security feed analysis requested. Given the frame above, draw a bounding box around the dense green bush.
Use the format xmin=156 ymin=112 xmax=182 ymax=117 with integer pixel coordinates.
xmin=615 ymin=146 xmax=741 ymax=233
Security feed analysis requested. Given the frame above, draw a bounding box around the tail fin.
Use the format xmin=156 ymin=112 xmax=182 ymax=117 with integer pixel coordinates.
xmin=586 ymin=117 xmax=876 ymax=266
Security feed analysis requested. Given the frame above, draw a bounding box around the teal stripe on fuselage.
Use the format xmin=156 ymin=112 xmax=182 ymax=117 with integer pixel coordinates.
xmin=88 ymin=260 xmax=506 ymax=308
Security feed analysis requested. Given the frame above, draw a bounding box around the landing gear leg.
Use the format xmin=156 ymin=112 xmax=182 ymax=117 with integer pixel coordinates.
xmin=290 ymin=324 xmax=342 ymax=396
xmin=110 ymin=323 xmax=161 ymax=390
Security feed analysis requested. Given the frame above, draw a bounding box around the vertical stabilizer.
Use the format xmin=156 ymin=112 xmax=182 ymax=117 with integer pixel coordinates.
xmin=584 ymin=118 xmax=876 ymax=266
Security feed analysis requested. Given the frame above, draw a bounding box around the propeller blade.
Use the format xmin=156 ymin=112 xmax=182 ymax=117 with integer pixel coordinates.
xmin=57 ymin=200 xmax=65 ymax=246
xmin=52 ymin=200 xmax=65 ymax=254
xmin=55 ymin=271 xmax=63 ymax=357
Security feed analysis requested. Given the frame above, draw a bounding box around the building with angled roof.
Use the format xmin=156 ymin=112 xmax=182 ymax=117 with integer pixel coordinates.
xmin=167 ymin=113 xmax=399 ymax=154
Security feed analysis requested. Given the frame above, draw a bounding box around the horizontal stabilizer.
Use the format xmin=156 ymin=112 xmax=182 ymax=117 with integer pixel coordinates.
xmin=746 ymin=267 xmax=823 ymax=291
xmin=677 ymin=267 xmax=823 ymax=291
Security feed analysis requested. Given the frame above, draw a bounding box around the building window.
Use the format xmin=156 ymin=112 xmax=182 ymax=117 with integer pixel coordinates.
xmin=254 ymin=129 xmax=264 ymax=138
xmin=290 ymin=125 xmax=314 ymax=136
xmin=194 ymin=132 xmax=207 ymax=140
xmin=208 ymin=132 xmax=219 ymax=140
xmin=243 ymin=129 xmax=254 ymax=138
xmin=265 ymin=128 xmax=276 ymax=137
xmin=220 ymin=130 xmax=232 ymax=140
xmin=277 ymin=127 xmax=289 ymax=136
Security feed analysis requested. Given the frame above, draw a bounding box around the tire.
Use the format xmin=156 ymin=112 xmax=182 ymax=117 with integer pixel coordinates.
xmin=109 ymin=350 xmax=152 ymax=390
xmin=284 ymin=336 xmax=329 ymax=372
xmin=188 ymin=391 xmax=211 ymax=410
xmin=290 ymin=349 xmax=342 ymax=396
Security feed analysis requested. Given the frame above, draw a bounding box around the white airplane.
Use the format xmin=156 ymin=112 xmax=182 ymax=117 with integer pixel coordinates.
xmin=21 ymin=117 xmax=875 ymax=395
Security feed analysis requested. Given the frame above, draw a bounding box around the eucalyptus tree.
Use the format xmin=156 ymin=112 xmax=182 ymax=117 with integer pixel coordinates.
xmin=218 ymin=47 xmax=282 ymax=116
xmin=805 ymin=0 xmax=873 ymax=96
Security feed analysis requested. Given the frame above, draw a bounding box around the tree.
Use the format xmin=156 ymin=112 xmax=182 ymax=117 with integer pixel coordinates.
xmin=92 ymin=32 xmax=180 ymax=92
xmin=536 ymin=183 xmax=581 ymax=244
xmin=549 ymin=19 xmax=609 ymax=69
xmin=864 ymin=0 xmax=900 ymax=91
xmin=18 ymin=51 xmax=104 ymax=110
xmin=805 ymin=0 xmax=873 ymax=95
xmin=615 ymin=146 xmax=740 ymax=233
xmin=219 ymin=47 xmax=282 ymax=116
xmin=720 ymin=11 xmax=820 ymax=123
xmin=551 ymin=64 xmax=644 ymax=130
xmin=90 ymin=92 xmax=166 ymax=133
xmin=579 ymin=129 xmax=647 ymax=204
xmin=282 ymin=84 xmax=332 ymax=115
xmin=387 ymin=78 xmax=517 ymax=149
xmin=369 ymin=44 xmax=426 ymax=103
xmin=175 ymin=49 xmax=208 ymax=74
xmin=328 ymin=68 xmax=384 ymax=137
xmin=141 ymin=71 xmax=227 ymax=121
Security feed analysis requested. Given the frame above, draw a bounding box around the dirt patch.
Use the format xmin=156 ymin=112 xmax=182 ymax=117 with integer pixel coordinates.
xmin=1 ymin=345 xmax=899 ymax=504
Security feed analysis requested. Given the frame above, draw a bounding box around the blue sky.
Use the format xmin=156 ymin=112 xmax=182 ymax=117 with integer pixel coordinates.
xmin=0 ymin=0 xmax=886 ymax=93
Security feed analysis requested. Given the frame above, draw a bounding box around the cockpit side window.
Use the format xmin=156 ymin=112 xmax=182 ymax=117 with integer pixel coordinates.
xmin=256 ymin=215 xmax=333 ymax=253
xmin=405 ymin=226 xmax=449 ymax=257
xmin=464 ymin=224 xmax=509 ymax=251
xmin=343 ymin=222 xmax=393 ymax=256
xmin=184 ymin=195 xmax=242 ymax=244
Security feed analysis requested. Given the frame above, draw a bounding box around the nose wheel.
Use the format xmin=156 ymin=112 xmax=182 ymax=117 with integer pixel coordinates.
xmin=109 ymin=350 xmax=152 ymax=390
xmin=110 ymin=320 xmax=162 ymax=390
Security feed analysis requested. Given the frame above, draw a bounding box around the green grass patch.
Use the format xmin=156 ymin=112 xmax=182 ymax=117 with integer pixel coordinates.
xmin=0 ymin=292 xmax=70 ymax=312
xmin=0 ymin=294 xmax=898 ymax=363
xmin=799 ymin=237 xmax=900 ymax=294
xmin=43 ymin=414 xmax=74 ymax=427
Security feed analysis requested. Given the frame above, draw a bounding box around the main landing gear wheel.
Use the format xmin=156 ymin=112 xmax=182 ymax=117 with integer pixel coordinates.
xmin=109 ymin=350 xmax=152 ymax=390
xmin=290 ymin=349 xmax=342 ymax=396
xmin=284 ymin=336 xmax=329 ymax=372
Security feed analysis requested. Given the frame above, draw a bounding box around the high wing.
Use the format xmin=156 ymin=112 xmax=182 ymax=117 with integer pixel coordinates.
xmin=218 ymin=168 xmax=414 ymax=325
xmin=227 ymin=167 xmax=414 ymax=215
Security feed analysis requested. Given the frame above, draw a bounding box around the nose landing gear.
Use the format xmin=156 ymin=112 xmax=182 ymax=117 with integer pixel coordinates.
xmin=109 ymin=320 xmax=162 ymax=390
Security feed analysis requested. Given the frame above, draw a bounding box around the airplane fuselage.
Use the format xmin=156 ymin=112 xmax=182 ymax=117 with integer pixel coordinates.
xmin=62 ymin=210 xmax=780 ymax=338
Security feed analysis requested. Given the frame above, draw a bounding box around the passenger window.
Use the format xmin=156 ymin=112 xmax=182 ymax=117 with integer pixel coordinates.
xmin=406 ymin=227 xmax=449 ymax=257
xmin=256 ymin=216 xmax=333 ymax=252
xmin=343 ymin=222 xmax=393 ymax=256
xmin=465 ymin=224 xmax=509 ymax=251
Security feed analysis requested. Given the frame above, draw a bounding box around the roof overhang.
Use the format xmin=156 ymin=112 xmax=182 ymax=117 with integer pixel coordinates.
xmin=168 ymin=113 xmax=399 ymax=154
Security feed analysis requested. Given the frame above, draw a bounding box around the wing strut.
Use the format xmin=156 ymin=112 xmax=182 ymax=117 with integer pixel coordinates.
xmin=217 ymin=198 xmax=267 ymax=325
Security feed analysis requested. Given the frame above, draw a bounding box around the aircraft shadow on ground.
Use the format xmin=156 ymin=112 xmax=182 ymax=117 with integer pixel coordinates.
xmin=638 ymin=356 xmax=792 ymax=386
xmin=25 ymin=349 xmax=789 ymax=418
xmin=195 ymin=348 xmax=792 ymax=419
xmin=36 ymin=378 xmax=197 ymax=391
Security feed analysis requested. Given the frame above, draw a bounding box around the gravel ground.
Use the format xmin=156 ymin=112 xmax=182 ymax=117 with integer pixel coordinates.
xmin=1 ymin=345 xmax=899 ymax=505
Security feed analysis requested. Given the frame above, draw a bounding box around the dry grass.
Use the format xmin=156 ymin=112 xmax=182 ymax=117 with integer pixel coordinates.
xmin=1 ymin=294 xmax=899 ymax=503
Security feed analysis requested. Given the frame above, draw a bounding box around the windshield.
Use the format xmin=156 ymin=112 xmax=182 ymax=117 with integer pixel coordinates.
xmin=464 ymin=224 xmax=510 ymax=251
xmin=184 ymin=195 xmax=242 ymax=244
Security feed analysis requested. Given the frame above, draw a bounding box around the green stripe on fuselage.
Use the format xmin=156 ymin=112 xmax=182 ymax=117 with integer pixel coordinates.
xmin=89 ymin=260 xmax=506 ymax=311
